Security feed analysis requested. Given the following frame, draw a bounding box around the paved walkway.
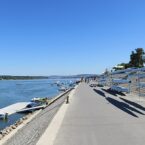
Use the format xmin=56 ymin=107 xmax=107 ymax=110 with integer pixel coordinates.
xmin=38 ymin=83 xmax=145 ymax=145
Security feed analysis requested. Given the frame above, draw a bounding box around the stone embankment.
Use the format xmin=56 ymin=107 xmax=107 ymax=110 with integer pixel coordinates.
xmin=0 ymin=115 xmax=30 ymax=140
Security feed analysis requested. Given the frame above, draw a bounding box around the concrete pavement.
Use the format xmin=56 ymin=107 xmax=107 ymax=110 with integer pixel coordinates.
xmin=37 ymin=83 xmax=145 ymax=145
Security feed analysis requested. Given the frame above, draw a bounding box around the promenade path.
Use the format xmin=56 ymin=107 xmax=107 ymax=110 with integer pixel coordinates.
xmin=38 ymin=82 xmax=145 ymax=145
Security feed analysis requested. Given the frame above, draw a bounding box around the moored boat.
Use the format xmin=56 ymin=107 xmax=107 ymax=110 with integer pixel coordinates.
xmin=58 ymin=86 xmax=67 ymax=92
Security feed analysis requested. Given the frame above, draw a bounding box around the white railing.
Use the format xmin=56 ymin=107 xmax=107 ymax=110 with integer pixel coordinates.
xmin=98 ymin=67 xmax=145 ymax=96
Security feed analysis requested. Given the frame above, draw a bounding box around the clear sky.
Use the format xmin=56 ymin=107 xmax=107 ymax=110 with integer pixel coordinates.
xmin=0 ymin=0 xmax=145 ymax=75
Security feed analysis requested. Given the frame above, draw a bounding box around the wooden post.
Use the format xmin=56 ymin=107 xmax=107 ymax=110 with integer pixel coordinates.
xmin=4 ymin=113 xmax=8 ymax=120
xmin=66 ymin=96 xmax=69 ymax=104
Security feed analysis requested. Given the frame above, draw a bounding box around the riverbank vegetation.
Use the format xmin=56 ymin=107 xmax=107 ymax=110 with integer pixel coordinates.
xmin=0 ymin=76 xmax=48 ymax=80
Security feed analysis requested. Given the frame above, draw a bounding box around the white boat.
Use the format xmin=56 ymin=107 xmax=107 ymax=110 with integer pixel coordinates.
xmin=31 ymin=97 xmax=48 ymax=104
xmin=31 ymin=97 xmax=42 ymax=102
xmin=58 ymin=86 xmax=67 ymax=92
xmin=17 ymin=105 xmax=47 ymax=113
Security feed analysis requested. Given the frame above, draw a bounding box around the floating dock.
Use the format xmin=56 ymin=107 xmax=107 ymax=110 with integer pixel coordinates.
xmin=0 ymin=102 xmax=31 ymax=116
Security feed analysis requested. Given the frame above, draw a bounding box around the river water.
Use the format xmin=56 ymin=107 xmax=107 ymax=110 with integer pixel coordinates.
xmin=0 ymin=79 xmax=73 ymax=130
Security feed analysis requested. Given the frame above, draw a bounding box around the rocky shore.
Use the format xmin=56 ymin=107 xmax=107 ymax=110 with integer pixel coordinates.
xmin=0 ymin=114 xmax=31 ymax=140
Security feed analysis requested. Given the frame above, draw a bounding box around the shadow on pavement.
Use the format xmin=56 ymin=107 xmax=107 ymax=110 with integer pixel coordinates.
xmin=93 ymin=89 xmax=106 ymax=98
xmin=93 ymin=88 xmax=144 ymax=118
xmin=102 ymin=88 xmax=126 ymax=97
xmin=106 ymin=97 xmax=144 ymax=118
xmin=120 ymin=97 xmax=145 ymax=112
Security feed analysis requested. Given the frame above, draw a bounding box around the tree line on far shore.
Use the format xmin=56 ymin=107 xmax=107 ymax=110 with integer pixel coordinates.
xmin=113 ymin=48 xmax=145 ymax=71
xmin=0 ymin=76 xmax=49 ymax=80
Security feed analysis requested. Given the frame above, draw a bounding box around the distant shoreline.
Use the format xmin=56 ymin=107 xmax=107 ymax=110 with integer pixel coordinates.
xmin=0 ymin=76 xmax=49 ymax=80
xmin=0 ymin=74 xmax=96 ymax=80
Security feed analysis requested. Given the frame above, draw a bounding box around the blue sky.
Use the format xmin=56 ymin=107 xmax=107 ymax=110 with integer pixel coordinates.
xmin=0 ymin=0 xmax=145 ymax=75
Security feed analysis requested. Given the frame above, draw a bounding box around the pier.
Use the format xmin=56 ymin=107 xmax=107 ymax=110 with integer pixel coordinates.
xmin=0 ymin=102 xmax=31 ymax=116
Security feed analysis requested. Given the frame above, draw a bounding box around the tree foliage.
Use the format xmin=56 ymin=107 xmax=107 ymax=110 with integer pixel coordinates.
xmin=114 ymin=48 xmax=145 ymax=71
xmin=0 ymin=76 xmax=48 ymax=80
xmin=129 ymin=48 xmax=144 ymax=68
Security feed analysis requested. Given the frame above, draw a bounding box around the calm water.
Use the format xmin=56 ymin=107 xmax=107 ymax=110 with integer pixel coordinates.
xmin=0 ymin=79 xmax=73 ymax=130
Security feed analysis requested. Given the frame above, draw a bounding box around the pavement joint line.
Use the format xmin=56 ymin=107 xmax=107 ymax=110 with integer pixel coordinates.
xmin=36 ymin=86 xmax=78 ymax=145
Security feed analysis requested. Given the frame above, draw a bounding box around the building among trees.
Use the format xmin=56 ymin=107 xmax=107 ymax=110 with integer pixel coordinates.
xmin=113 ymin=48 xmax=145 ymax=71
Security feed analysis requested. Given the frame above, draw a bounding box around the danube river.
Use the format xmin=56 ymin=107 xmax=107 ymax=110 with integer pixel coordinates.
xmin=0 ymin=79 xmax=73 ymax=130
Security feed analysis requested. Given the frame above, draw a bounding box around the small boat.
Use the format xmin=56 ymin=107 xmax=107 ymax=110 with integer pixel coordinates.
xmin=55 ymin=81 xmax=61 ymax=87
xmin=26 ymin=102 xmax=39 ymax=108
xmin=58 ymin=86 xmax=67 ymax=92
xmin=17 ymin=105 xmax=47 ymax=113
xmin=31 ymin=97 xmax=42 ymax=102
xmin=31 ymin=97 xmax=48 ymax=103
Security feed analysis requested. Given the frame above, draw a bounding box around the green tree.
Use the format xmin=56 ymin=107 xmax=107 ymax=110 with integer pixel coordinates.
xmin=129 ymin=48 xmax=144 ymax=67
xmin=113 ymin=48 xmax=145 ymax=71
